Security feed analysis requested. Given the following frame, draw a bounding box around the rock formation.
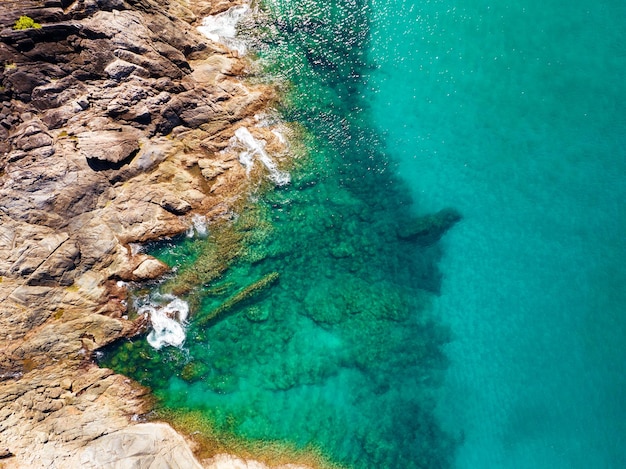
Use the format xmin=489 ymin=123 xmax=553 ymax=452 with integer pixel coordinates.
xmin=0 ymin=0 xmax=298 ymax=467
xmin=397 ymin=208 xmax=462 ymax=245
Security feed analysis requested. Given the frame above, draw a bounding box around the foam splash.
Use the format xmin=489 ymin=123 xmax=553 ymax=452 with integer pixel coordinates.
xmin=129 ymin=243 xmax=144 ymax=255
xmin=234 ymin=127 xmax=291 ymax=186
xmin=186 ymin=214 xmax=208 ymax=238
xmin=271 ymin=129 xmax=287 ymax=145
xmin=138 ymin=295 xmax=189 ymax=350
xmin=197 ymin=5 xmax=250 ymax=55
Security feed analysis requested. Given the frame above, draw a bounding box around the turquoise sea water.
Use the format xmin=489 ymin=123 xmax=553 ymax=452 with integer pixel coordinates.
xmin=368 ymin=0 xmax=626 ymax=467
xmin=102 ymin=0 xmax=626 ymax=467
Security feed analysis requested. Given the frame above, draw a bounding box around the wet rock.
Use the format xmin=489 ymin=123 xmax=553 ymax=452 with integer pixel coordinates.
xmin=245 ymin=305 xmax=270 ymax=322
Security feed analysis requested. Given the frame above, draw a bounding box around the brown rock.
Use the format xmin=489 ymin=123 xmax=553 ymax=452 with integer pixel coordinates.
xmin=131 ymin=139 xmax=171 ymax=171
xmin=0 ymin=448 xmax=13 ymax=459
xmin=0 ymin=0 xmax=295 ymax=467
xmin=104 ymin=58 xmax=150 ymax=81
xmin=132 ymin=257 xmax=169 ymax=280
xmin=68 ymin=423 xmax=204 ymax=469
xmin=77 ymin=128 xmax=141 ymax=165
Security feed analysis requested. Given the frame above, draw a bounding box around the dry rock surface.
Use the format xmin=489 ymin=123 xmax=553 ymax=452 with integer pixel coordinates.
xmin=0 ymin=0 xmax=296 ymax=467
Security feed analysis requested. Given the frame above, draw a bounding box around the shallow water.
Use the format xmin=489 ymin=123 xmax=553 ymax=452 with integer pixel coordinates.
xmin=102 ymin=0 xmax=626 ymax=467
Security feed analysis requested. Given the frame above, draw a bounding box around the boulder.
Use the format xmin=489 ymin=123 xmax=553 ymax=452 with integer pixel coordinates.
xmin=78 ymin=128 xmax=141 ymax=167
xmin=132 ymin=257 xmax=169 ymax=280
xmin=104 ymin=59 xmax=149 ymax=80
xmin=131 ymin=140 xmax=170 ymax=171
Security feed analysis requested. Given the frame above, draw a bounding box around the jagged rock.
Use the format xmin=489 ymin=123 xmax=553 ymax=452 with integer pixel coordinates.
xmin=3 ymin=71 xmax=40 ymax=101
xmin=13 ymin=122 xmax=54 ymax=151
xmin=41 ymin=104 xmax=78 ymax=129
xmin=154 ymin=40 xmax=190 ymax=70
xmin=159 ymin=193 xmax=193 ymax=215
xmin=9 ymin=232 xmax=70 ymax=277
xmin=106 ymin=84 xmax=148 ymax=115
xmin=0 ymin=0 xmax=294 ymax=467
xmin=198 ymin=158 xmax=230 ymax=179
xmin=31 ymin=76 xmax=85 ymax=110
xmin=27 ymin=238 xmax=81 ymax=286
xmin=101 ymin=200 xmax=188 ymax=243
xmin=131 ymin=139 xmax=170 ymax=171
xmin=115 ymin=48 xmax=182 ymax=79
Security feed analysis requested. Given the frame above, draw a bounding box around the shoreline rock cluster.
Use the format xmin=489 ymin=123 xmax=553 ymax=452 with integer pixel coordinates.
xmin=0 ymin=0 xmax=301 ymax=467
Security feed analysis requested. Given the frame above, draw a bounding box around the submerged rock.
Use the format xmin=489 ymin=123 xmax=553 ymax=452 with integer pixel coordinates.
xmin=244 ymin=305 xmax=270 ymax=322
xmin=397 ymin=207 xmax=462 ymax=245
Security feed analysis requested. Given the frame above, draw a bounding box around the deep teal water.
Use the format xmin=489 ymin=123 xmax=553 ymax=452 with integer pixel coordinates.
xmin=102 ymin=0 xmax=626 ymax=467
xmin=368 ymin=0 xmax=626 ymax=467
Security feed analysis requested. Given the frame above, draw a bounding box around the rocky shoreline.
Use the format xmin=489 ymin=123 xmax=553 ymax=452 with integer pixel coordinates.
xmin=0 ymin=0 xmax=304 ymax=467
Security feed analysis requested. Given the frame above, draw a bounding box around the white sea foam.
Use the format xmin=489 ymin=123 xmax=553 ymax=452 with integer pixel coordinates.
xmin=139 ymin=295 xmax=189 ymax=350
xmin=186 ymin=213 xmax=208 ymax=238
xmin=197 ymin=5 xmax=250 ymax=55
xmin=234 ymin=127 xmax=290 ymax=186
xmin=129 ymin=243 xmax=143 ymax=255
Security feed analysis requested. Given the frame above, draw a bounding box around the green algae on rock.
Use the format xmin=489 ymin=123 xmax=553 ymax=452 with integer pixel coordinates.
xmin=13 ymin=15 xmax=41 ymax=30
xmin=196 ymin=271 xmax=280 ymax=326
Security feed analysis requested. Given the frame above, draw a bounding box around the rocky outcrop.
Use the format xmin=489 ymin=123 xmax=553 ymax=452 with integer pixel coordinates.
xmin=0 ymin=0 xmax=294 ymax=467
xmin=67 ymin=423 xmax=205 ymax=469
